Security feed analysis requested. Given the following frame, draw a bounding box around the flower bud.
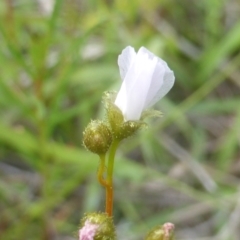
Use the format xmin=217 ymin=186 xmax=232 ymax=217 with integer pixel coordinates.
xmin=145 ymin=223 xmax=175 ymax=240
xmin=83 ymin=120 xmax=112 ymax=155
xmin=79 ymin=212 xmax=116 ymax=240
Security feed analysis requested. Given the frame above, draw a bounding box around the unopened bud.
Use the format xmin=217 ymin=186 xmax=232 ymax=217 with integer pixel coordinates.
xmin=145 ymin=222 xmax=175 ymax=240
xmin=83 ymin=120 xmax=112 ymax=155
xmin=79 ymin=212 xmax=116 ymax=240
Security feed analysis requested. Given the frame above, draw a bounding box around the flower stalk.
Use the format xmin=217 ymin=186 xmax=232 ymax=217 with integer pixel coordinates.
xmin=105 ymin=140 xmax=119 ymax=216
xmin=97 ymin=154 xmax=108 ymax=188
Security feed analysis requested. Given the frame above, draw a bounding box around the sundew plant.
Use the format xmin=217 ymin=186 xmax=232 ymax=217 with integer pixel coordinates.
xmin=80 ymin=46 xmax=175 ymax=240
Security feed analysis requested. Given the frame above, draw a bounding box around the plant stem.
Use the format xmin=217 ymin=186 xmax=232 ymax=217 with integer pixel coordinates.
xmin=97 ymin=154 xmax=108 ymax=188
xmin=105 ymin=140 xmax=119 ymax=216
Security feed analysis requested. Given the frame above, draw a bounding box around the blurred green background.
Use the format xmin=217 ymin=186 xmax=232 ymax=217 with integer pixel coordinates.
xmin=0 ymin=0 xmax=240 ymax=239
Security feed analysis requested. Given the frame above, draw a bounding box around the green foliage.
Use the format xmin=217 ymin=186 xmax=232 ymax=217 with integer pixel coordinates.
xmin=0 ymin=0 xmax=240 ymax=239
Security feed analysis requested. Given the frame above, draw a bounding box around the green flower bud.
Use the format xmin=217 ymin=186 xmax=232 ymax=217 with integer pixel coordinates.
xmin=145 ymin=223 xmax=175 ymax=240
xmin=79 ymin=212 xmax=116 ymax=240
xmin=83 ymin=120 xmax=112 ymax=155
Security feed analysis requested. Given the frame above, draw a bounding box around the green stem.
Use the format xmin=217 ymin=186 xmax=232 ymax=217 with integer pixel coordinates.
xmin=105 ymin=140 xmax=119 ymax=216
xmin=97 ymin=154 xmax=108 ymax=188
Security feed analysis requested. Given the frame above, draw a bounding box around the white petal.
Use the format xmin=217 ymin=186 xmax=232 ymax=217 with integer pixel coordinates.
xmin=136 ymin=47 xmax=174 ymax=109
xmin=115 ymin=48 xmax=158 ymax=120
xmin=138 ymin=47 xmax=155 ymax=60
xmin=143 ymin=64 xmax=164 ymax=107
xmin=145 ymin=60 xmax=175 ymax=108
xmin=118 ymin=46 xmax=136 ymax=80
xmin=114 ymin=80 xmax=127 ymax=116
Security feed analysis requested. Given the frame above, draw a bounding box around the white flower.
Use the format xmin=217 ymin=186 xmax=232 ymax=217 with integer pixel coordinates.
xmin=115 ymin=46 xmax=175 ymax=121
